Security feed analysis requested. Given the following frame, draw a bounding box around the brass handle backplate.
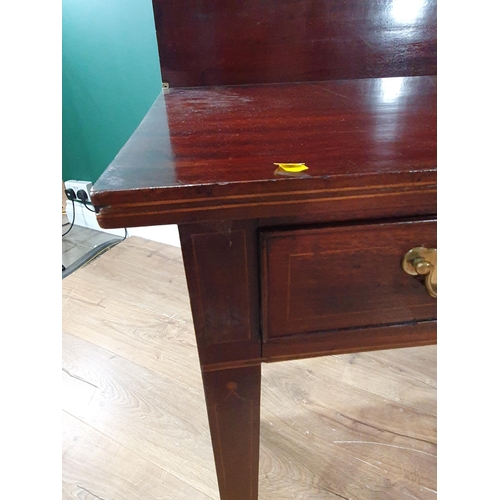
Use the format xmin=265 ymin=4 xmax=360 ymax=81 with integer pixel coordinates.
xmin=402 ymin=247 xmax=437 ymax=298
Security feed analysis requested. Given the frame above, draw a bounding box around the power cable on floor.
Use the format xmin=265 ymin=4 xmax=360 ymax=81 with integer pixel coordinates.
xmin=62 ymin=227 xmax=128 ymax=279
xmin=62 ymin=188 xmax=128 ymax=276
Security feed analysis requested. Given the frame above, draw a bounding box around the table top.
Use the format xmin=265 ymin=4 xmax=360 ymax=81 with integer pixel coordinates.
xmin=92 ymin=75 xmax=436 ymax=228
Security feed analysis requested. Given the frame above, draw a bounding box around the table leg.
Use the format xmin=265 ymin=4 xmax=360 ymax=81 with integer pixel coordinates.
xmin=202 ymin=365 xmax=261 ymax=500
xmin=178 ymin=221 xmax=263 ymax=499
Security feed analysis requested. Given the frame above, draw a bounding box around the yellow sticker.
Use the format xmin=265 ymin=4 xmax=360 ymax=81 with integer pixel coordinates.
xmin=273 ymin=163 xmax=309 ymax=173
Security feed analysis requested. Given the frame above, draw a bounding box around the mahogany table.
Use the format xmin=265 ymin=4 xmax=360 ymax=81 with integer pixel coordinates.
xmin=91 ymin=2 xmax=436 ymax=498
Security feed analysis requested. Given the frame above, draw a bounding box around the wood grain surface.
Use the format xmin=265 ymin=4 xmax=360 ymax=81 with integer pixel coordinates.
xmin=261 ymin=219 xmax=437 ymax=339
xmin=202 ymin=365 xmax=262 ymax=500
xmin=178 ymin=221 xmax=261 ymax=369
xmin=91 ymin=76 xmax=436 ymax=228
xmin=62 ymin=236 xmax=436 ymax=499
xmin=152 ymin=0 xmax=436 ymax=87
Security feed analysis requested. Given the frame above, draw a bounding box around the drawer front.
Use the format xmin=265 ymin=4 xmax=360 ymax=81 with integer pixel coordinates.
xmin=261 ymin=219 xmax=437 ymax=339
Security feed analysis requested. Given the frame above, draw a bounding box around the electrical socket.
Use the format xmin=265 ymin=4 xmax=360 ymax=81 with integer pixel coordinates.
xmin=64 ymin=180 xmax=93 ymax=203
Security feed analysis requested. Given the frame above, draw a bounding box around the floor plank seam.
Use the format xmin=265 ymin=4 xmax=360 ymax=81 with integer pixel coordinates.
xmin=62 ymin=331 xmax=203 ymax=392
xmin=63 ymin=410 xmax=213 ymax=499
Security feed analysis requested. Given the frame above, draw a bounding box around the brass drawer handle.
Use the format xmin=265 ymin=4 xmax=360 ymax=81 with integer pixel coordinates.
xmin=402 ymin=247 xmax=437 ymax=298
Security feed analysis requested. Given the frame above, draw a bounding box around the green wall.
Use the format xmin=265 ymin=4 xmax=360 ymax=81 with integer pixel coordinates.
xmin=62 ymin=0 xmax=162 ymax=183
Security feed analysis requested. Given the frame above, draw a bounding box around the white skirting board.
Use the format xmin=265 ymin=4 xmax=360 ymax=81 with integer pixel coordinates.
xmin=65 ymin=200 xmax=181 ymax=247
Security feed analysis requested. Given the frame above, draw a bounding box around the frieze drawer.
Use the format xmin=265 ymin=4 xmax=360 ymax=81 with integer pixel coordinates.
xmin=261 ymin=219 xmax=437 ymax=340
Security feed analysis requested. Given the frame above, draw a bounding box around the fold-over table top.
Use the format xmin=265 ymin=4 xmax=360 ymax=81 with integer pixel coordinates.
xmin=92 ymin=76 xmax=436 ymax=228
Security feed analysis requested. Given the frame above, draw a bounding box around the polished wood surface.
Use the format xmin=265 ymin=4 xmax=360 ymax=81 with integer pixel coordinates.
xmin=89 ymin=3 xmax=437 ymax=497
xmin=263 ymin=320 xmax=436 ymax=362
xmin=178 ymin=221 xmax=261 ymax=369
xmin=62 ymin=236 xmax=436 ymax=500
xmin=202 ymin=366 xmax=262 ymax=500
xmin=176 ymin=216 xmax=437 ymax=499
xmin=262 ymin=219 xmax=437 ymax=339
xmin=152 ymin=0 xmax=437 ymax=87
xmin=91 ymin=76 xmax=436 ymax=228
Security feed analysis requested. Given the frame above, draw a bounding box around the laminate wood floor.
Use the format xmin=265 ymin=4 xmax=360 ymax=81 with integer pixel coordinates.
xmin=62 ymin=236 xmax=437 ymax=500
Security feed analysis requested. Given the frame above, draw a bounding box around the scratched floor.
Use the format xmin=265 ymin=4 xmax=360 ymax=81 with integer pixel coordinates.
xmin=62 ymin=236 xmax=437 ymax=500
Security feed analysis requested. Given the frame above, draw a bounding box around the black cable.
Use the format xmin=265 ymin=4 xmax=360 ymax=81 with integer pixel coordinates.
xmin=62 ymin=227 xmax=128 ymax=278
xmin=62 ymin=186 xmax=128 ymax=275
xmin=82 ymin=201 xmax=96 ymax=213
xmin=62 ymin=199 xmax=76 ymax=236
xmin=62 ymin=237 xmax=123 ymax=279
